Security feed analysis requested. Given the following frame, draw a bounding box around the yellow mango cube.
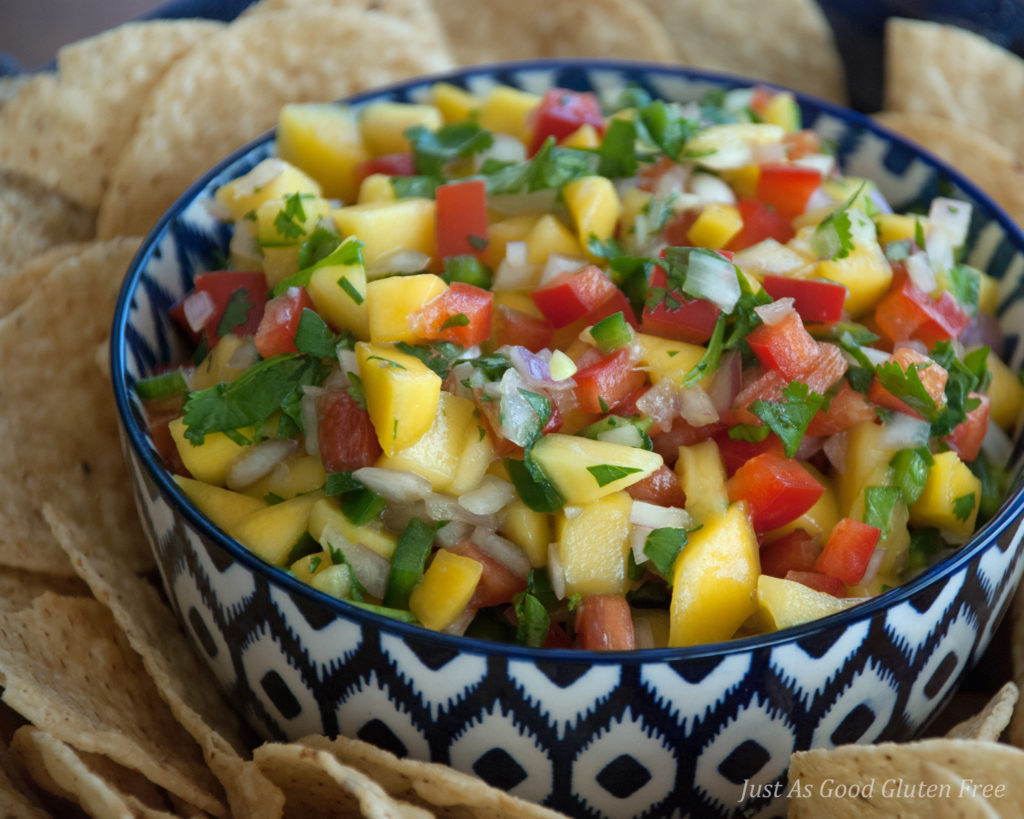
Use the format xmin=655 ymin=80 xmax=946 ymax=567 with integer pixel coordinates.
xmin=228 ymin=495 xmax=318 ymax=566
xmin=359 ymin=102 xmax=443 ymax=155
xmin=687 ymin=203 xmax=743 ymax=250
xmin=276 ymin=103 xmax=368 ymax=202
xmin=477 ymin=85 xmax=541 ymax=142
xmin=632 ymin=332 xmax=707 ymax=389
xmin=190 ymin=334 xmax=250 ymax=391
xmin=356 ymin=341 xmax=442 ymax=456
xmin=308 ymin=497 xmax=397 ymax=560
xmin=556 ymin=491 xmax=632 ymax=596
xmin=836 ymin=420 xmax=896 ymax=516
xmin=719 ymin=165 xmax=760 ymax=199
xmin=675 ymin=440 xmax=728 ymax=523
xmin=561 ymin=123 xmax=601 ymax=149
xmin=307 ymin=237 xmax=370 ymax=340
xmin=430 ymin=81 xmax=477 ymax=123
xmin=874 ymin=213 xmax=918 ymax=244
xmin=817 ymin=243 xmax=892 ymax=318
xmin=482 ymin=214 xmax=540 ymax=269
xmin=530 ymin=434 xmax=662 ymax=505
xmin=169 ymin=418 xmax=250 ymax=487
xmin=669 ymin=501 xmax=760 ymax=646
xmin=173 ymin=475 xmax=267 ymax=531
xmin=985 ymin=351 xmax=1024 ymax=431
xmin=215 ymin=158 xmax=321 ymax=222
xmin=499 ymin=499 xmax=551 ymax=567
xmin=332 ymin=198 xmax=436 ymax=270
xmin=365 ymin=273 xmax=447 ymax=343
xmin=910 ymin=451 xmax=982 ymax=539
xmin=256 ymin=195 xmax=332 ymax=285
xmin=760 ymin=92 xmax=800 ymax=131
xmin=563 ymin=176 xmax=621 ymax=247
xmin=525 ymin=214 xmax=584 ymax=263
xmin=447 ymin=420 xmax=496 ymax=496
xmin=290 ymin=551 xmax=330 ymax=584
xmin=978 ymin=272 xmax=1000 ymax=315
xmin=409 ymin=549 xmax=483 ymax=631
xmin=357 ymin=174 xmax=396 ymax=204
xmin=755 ymin=574 xmax=847 ymax=632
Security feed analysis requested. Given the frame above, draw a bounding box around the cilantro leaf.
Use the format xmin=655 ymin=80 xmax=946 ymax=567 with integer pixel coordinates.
xmin=586 ymin=464 xmax=643 ymax=487
xmin=749 ymin=381 xmax=825 ymax=458
xmin=682 ymin=314 xmax=726 ymax=388
xmin=889 ymin=446 xmax=933 ymax=505
xmin=597 ymin=118 xmax=637 ymax=178
xmin=272 ymin=192 xmax=308 ymax=242
xmin=643 ymin=528 xmax=687 ymax=578
xmin=517 ymin=388 xmax=553 ymax=433
xmin=394 ymin=340 xmax=464 ymax=379
xmin=216 ymin=288 xmax=254 ymax=337
xmin=504 ymin=457 xmax=564 ymax=513
xmin=513 ymin=592 xmax=550 ymax=648
xmin=407 ymin=121 xmax=493 ymax=176
xmin=953 ymin=492 xmax=976 ymax=522
xmin=874 ymin=360 xmax=941 ymax=421
xmin=297 ymin=225 xmax=341 ymax=269
xmin=391 ymin=175 xmax=441 ymax=199
xmin=811 ymin=183 xmax=865 ymax=261
xmin=636 ymin=99 xmax=699 ymax=159
xmin=863 ymin=485 xmax=901 ymax=535
xmin=272 ymin=236 xmax=364 ymax=296
xmin=346 ymin=371 xmax=366 ymax=409
xmin=293 ymin=309 xmax=338 ymax=358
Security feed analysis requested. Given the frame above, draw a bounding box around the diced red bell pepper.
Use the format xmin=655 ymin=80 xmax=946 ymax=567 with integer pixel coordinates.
xmin=492 ymin=305 xmax=553 ymax=352
xmin=169 ymin=271 xmax=268 ymax=347
xmin=727 ymin=451 xmax=825 ymax=533
xmin=746 ymin=310 xmax=821 ymax=381
xmin=527 ymin=87 xmax=605 ymax=155
xmin=806 ymin=381 xmax=877 ymax=437
xmin=868 ymin=347 xmax=949 ymax=419
xmin=626 ymin=464 xmax=686 ymax=507
xmin=253 ymin=286 xmax=314 ymax=358
xmin=945 ymin=393 xmax=990 ymax=462
xmin=451 ymin=540 xmax=528 ymax=609
xmin=800 ymin=342 xmax=848 ymax=394
xmin=785 ymin=570 xmax=845 ymax=598
xmin=756 ymin=163 xmax=822 ymax=218
xmin=760 ymin=529 xmax=821 ymax=578
xmin=573 ymin=347 xmax=647 ymax=414
xmin=575 ymin=594 xmax=636 ymax=651
xmin=714 ymin=429 xmax=785 ymax=477
xmin=723 ymin=368 xmax=787 ymax=427
xmin=531 ymin=264 xmax=618 ymax=328
xmin=726 ymin=199 xmax=796 ymax=251
xmin=641 ymin=264 xmax=720 ymax=343
xmin=317 ymin=389 xmax=383 ymax=473
xmin=435 ymin=179 xmax=489 ymax=260
xmin=761 ymin=275 xmax=847 ymax=324
xmin=814 ymin=517 xmax=881 ymax=586
xmin=408 ymin=282 xmax=494 ymax=346
xmin=548 ymin=287 xmax=639 ymax=351
xmin=544 ymin=621 xmax=574 ymax=649
xmin=874 ymin=270 xmax=971 ymax=346
xmin=353 ymin=152 xmax=415 ymax=188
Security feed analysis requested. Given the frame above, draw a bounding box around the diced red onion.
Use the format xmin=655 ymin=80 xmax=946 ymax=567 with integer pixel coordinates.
xmin=182 ymin=289 xmax=215 ymax=334
xmin=795 ymin=435 xmax=823 ymax=461
xmin=906 ymin=252 xmax=937 ymax=294
xmin=866 ymin=186 xmax=892 ymax=214
xmin=321 ymin=526 xmax=389 ymax=599
xmin=689 ymin=172 xmax=736 ymax=205
xmin=959 ymin=313 xmax=1004 ymax=353
xmin=823 ymin=431 xmax=848 ymax=473
xmin=365 ymin=248 xmax=431 ymax=278
xmin=354 ymin=467 xmax=432 ymax=502
xmin=708 ymin=350 xmax=742 ymax=415
xmin=881 ymin=412 xmax=931 ymax=450
xmin=653 ymin=163 xmax=689 ymax=198
xmin=860 ymin=546 xmax=887 ymax=587
xmin=226 ymin=438 xmax=297 ymax=490
xmin=459 ymin=475 xmax=515 ymax=516
xmin=203 ymin=196 xmax=232 ymax=222
xmin=472 ymin=527 xmax=530 ymax=578
xmin=630 ymin=500 xmax=692 ymax=529
xmin=301 ymin=386 xmax=324 ymax=456
xmin=804 ymin=187 xmax=834 ymax=213
xmin=754 ymin=297 xmax=796 ymax=327
xmin=435 ymin=519 xmax=473 ymax=549
xmin=547 ymin=541 xmax=566 ymax=600
xmin=928 ymin=197 xmax=972 ymax=248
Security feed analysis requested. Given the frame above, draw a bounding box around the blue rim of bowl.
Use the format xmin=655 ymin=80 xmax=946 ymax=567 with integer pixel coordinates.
xmin=112 ymin=58 xmax=1024 ymax=665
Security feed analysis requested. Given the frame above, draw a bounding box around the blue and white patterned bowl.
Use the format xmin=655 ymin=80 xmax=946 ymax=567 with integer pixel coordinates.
xmin=111 ymin=61 xmax=1024 ymax=819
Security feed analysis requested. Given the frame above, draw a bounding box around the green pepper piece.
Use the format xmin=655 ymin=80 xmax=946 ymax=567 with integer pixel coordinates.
xmin=382 ymin=518 xmax=436 ymax=610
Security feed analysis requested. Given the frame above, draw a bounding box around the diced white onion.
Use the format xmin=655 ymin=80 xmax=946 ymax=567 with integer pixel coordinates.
xmin=226 ymin=438 xmax=297 ymax=490
xmin=689 ymin=172 xmax=736 ymax=205
xmin=459 ymin=475 xmax=515 ymax=516
xmin=540 ymin=253 xmax=587 ymax=285
xmin=685 ymin=250 xmax=741 ymax=313
xmin=365 ymin=248 xmax=431 ymax=278
xmin=733 ymin=239 xmax=809 ymax=278
xmin=424 ymin=492 xmax=498 ymax=529
xmin=203 ymin=196 xmax=232 ymax=222
xmin=505 ymin=240 xmax=528 ymax=267
xmin=709 ymin=350 xmax=742 ymax=415
xmin=493 ymin=241 xmax=538 ymax=290
xmin=630 ymin=500 xmax=692 ymax=530
xmin=597 ymin=425 xmax=646 ymax=448
xmin=859 ymin=346 xmax=892 ymax=367
xmin=227 ymin=339 xmax=259 ymax=371
xmin=337 ymin=348 xmax=359 ymax=377
xmin=488 ymin=189 xmax=558 ymax=216
xmin=182 ymin=289 xmax=215 ymax=334
xmin=320 ymin=526 xmax=389 ymax=599
xmin=478 ymin=133 xmax=527 ymax=165
xmin=925 ymin=226 xmax=954 ymax=276
xmin=880 ymin=412 xmax=931 ymax=450
xmin=749 ymin=142 xmax=786 ymax=165
xmin=928 ymin=197 xmax=972 ymax=248
xmin=793 ymin=153 xmax=835 ymax=176
xmin=630 ymin=524 xmax=653 ymax=567
xmin=906 ymin=252 xmax=937 ymax=294
xmin=547 ymin=541 xmax=566 ymax=600
xmin=981 ymin=417 xmax=1013 ymax=468
xmin=300 ymin=385 xmax=324 ymax=456
xmin=678 ymin=385 xmax=719 ymax=426
xmin=860 ymin=546 xmax=887 ymax=587
xmin=497 ymin=368 xmax=543 ymax=447
xmin=442 ymin=607 xmax=477 ymax=637
xmin=755 ymin=297 xmax=796 ymax=327
xmin=653 ymin=163 xmax=690 ymax=198
xmin=472 ymin=527 xmax=530 ymax=578
xmin=823 ymin=431 xmax=848 ymax=473
xmin=435 ymin=519 xmax=473 ymax=549
xmin=636 ymin=379 xmax=682 ymax=430
xmin=353 ymin=467 xmax=432 ymax=502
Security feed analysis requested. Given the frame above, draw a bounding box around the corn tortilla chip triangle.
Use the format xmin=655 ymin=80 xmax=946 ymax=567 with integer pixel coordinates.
xmin=45 ymin=505 xmax=286 ymax=819
xmin=0 ymin=237 xmax=152 ymax=576
xmin=884 ymin=18 xmax=1024 ymax=158
xmin=97 ymin=8 xmax=455 ymax=240
xmin=430 ymin=0 xmax=674 ymax=66
xmin=0 ymin=20 xmax=223 ymax=210
xmin=639 ymin=0 xmax=846 ymax=102
xmin=0 ymin=566 xmax=89 ymax=613
xmin=0 ymin=593 xmax=227 ymax=815
xmin=0 ymin=735 xmax=49 ymax=819
xmin=0 ymin=75 xmax=30 ymax=112
xmin=0 ymin=242 xmax=92 ymax=319
xmin=946 ymin=682 xmax=1018 ymax=741
xmin=255 ymin=743 xmax=433 ymax=818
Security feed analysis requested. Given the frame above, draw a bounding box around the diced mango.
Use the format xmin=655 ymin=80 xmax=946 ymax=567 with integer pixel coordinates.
xmin=190 ymin=334 xmax=250 ymax=391
xmin=765 ymin=463 xmax=839 ymax=542
xmin=447 ymin=419 xmax=495 ymax=496
xmin=530 ymin=434 xmax=662 ymax=505
xmin=910 ymin=451 xmax=982 ymax=539
xmin=668 ymin=501 xmax=760 ymax=646
xmin=332 ymin=199 xmax=436 ymax=271
xmin=719 ymin=165 xmax=760 ymax=198
xmin=482 ymin=214 xmax=540 ymax=269
xmin=561 ymin=123 xmax=601 ymax=149
xmin=308 ymin=497 xmax=397 ymax=560
xmin=687 ymin=203 xmax=743 ymax=250
xmin=985 ymin=351 xmax=1024 ymax=431
xmin=214 ymin=158 xmax=321 ymax=222
xmin=525 ymin=214 xmax=584 ymax=263
xmin=359 ymin=102 xmax=443 ymax=155
xmin=430 ymin=81 xmax=477 ymax=123
xmin=675 ymin=440 xmax=728 ymax=523
xmin=618 ymin=187 xmax=653 ymax=249
xmin=311 ymin=564 xmax=354 ymax=599
xmin=228 ymin=495 xmax=318 ymax=566
xmin=276 ymin=103 xmax=368 ymax=202
xmin=493 ymin=289 xmax=544 ymax=318
xmin=760 ymin=92 xmax=800 ymax=131
xmin=173 ymin=475 xmax=267 ymax=531
xmin=169 ymin=418 xmax=250 ymax=487
xmin=357 ymin=174 xmax=396 ymax=204
xmin=409 ymin=549 xmax=483 ymax=631
xmin=356 ymin=341 xmax=442 ymax=456
xmin=365 ymin=273 xmax=447 ymax=343
xmin=307 ymin=237 xmax=370 ymax=339
xmin=632 ymin=332 xmax=708 ymax=389
xmin=836 ymin=421 xmax=896 ymax=516
xmin=874 ymin=213 xmax=918 ymax=244
xmin=477 ymin=85 xmax=541 ymax=142
xmin=563 ymin=176 xmax=621 ymax=247
xmin=499 ymin=499 xmax=551 ymax=567
xmin=255 ymin=195 xmax=332 ymax=285
xmin=290 ymin=551 xmax=330 ymax=584
xmin=818 ymin=243 xmax=892 ymax=318
xmin=978 ymin=271 xmax=1000 ymax=315
xmin=556 ymin=491 xmax=632 ymax=596
xmin=239 ymin=452 xmax=327 ymax=502
xmin=683 ymin=123 xmax=785 ymax=170
xmin=755 ymin=574 xmax=847 ymax=631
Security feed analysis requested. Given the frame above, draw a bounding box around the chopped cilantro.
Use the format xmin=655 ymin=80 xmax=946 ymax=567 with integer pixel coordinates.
xmin=953 ymin=492 xmax=976 ymax=522
xmin=517 ymin=388 xmax=553 ymax=435
xmin=874 ymin=359 xmax=941 ymax=421
xmin=272 ymin=192 xmax=308 ymax=241
xmin=442 ymin=255 xmax=493 ymax=289
xmin=914 ymin=217 xmax=927 ymax=250
xmin=513 ymin=592 xmax=550 ymax=648
xmin=636 ymin=99 xmax=699 ymax=159
xmin=394 ymin=340 xmax=464 ymax=378
xmin=749 ymin=381 xmax=825 ymax=457
xmin=907 ymin=527 xmax=942 ymax=571
xmin=586 ymin=463 xmax=643 ymax=487
xmin=325 ymin=471 xmax=363 ymax=495
xmin=682 ymin=314 xmax=726 ymax=388
xmin=644 ymin=528 xmax=687 ymax=578
xmin=366 ymin=355 xmax=406 ymax=370
xmin=297 ymin=225 xmax=341 ymax=269
xmin=272 ymin=236 xmax=364 ymax=296
xmin=597 ymin=118 xmax=638 ymax=177
xmin=216 ymin=288 xmax=254 ymax=337
xmin=391 ymin=175 xmax=440 ymax=199
xmin=407 ymin=121 xmax=494 ymax=176
xmin=338 ymin=276 xmax=364 ymax=304
xmin=863 ymin=485 xmax=901 ymax=535
xmin=441 ymin=312 xmax=471 ymax=331
xmin=346 ymin=371 xmax=366 ymax=409
xmin=504 ymin=457 xmax=564 ymax=513
xmin=293 ymin=309 xmax=338 ymax=358
xmin=889 ymin=447 xmax=933 ymax=505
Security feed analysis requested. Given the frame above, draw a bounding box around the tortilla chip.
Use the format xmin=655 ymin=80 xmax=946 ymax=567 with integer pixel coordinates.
xmin=300 ymin=734 xmax=567 ymax=818
xmin=0 ymin=75 xmax=30 ymax=112
xmin=0 ymin=169 xmax=95 ymax=272
xmin=254 ymin=743 xmax=431 ymax=818
xmin=0 ymin=21 xmax=222 ymax=210
xmin=0 ymin=242 xmax=92 ymax=319
xmin=11 ymin=727 xmax=183 ymax=818
xmin=0 ymin=734 xmax=48 ymax=819
xmin=789 ymin=738 xmax=1024 ymax=817
xmin=0 ymin=593 xmax=226 ymax=815
xmin=946 ymin=682 xmax=1018 ymax=741
xmin=873 ymin=111 xmax=1024 ymax=227
xmin=45 ymin=505 xmax=286 ymax=819
xmin=884 ymin=18 xmax=1024 ymax=158
xmin=0 ymin=567 xmax=89 ymax=613
xmin=96 ymin=8 xmax=454 ymax=240
xmin=639 ymin=0 xmax=846 ymax=102
xmin=1007 ymin=584 xmax=1024 ymax=748
xmin=0 ymin=238 xmax=152 ymax=576
xmin=431 ymin=0 xmax=674 ymax=67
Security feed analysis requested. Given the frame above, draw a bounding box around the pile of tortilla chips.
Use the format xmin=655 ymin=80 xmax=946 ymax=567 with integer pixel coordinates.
xmin=0 ymin=2 xmax=1024 ymax=816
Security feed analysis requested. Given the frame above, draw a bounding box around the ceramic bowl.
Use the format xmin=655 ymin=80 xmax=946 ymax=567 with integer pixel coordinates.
xmin=111 ymin=61 xmax=1024 ymax=819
